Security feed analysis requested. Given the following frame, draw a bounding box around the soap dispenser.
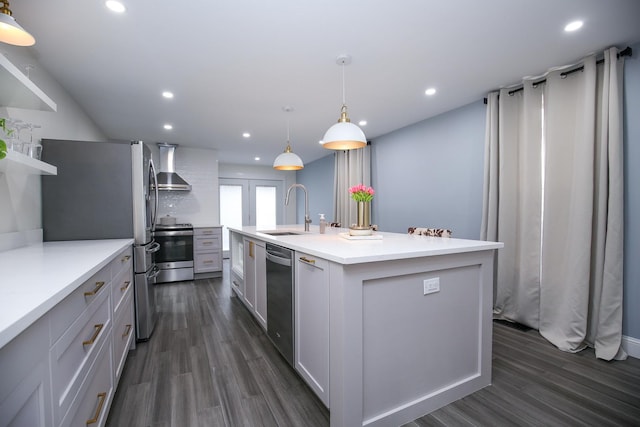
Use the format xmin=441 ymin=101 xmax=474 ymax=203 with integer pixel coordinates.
xmin=319 ymin=214 xmax=327 ymax=234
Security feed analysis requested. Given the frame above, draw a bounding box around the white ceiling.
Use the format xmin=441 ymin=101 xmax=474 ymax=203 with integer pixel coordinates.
xmin=10 ymin=0 xmax=640 ymax=165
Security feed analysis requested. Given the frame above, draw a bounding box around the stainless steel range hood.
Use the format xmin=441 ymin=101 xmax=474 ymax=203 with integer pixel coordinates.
xmin=155 ymin=143 xmax=191 ymax=191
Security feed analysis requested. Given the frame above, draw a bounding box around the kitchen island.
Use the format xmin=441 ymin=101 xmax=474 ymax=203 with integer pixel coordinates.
xmin=229 ymin=225 xmax=503 ymax=427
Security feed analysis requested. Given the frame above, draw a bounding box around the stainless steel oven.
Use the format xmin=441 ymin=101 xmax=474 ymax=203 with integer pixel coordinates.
xmin=154 ymin=223 xmax=194 ymax=283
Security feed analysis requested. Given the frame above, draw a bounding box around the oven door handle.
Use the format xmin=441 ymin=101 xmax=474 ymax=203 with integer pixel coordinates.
xmin=154 ymin=230 xmax=194 ymax=237
xmin=146 ymin=241 xmax=161 ymax=253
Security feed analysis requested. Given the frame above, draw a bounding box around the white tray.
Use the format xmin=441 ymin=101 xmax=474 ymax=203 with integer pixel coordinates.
xmin=339 ymin=232 xmax=383 ymax=240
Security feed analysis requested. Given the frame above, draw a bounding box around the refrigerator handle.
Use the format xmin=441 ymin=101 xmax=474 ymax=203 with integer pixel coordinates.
xmin=149 ymin=158 xmax=159 ymax=231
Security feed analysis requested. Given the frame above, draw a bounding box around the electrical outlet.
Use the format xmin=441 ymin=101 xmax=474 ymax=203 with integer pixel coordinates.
xmin=423 ymin=278 xmax=440 ymax=295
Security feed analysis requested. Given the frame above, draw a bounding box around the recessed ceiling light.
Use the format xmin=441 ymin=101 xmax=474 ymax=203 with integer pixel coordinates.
xmin=318 ymin=140 xmax=324 ymax=145
xmin=358 ymin=120 xmax=367 ymax=126
xmin=564 ymin=20 xmax=583 ymax=32
xmin=163 ymin=124 xmax=173 ymax=130
xmin=105 ymin=1 xmax=126 ymax=13
xmin=162 ymin=91 xmax=174 ymax=99
xmin=425 ymin=88 xmax=437 ymax=96
xmin=243 ymin=132 xmax=251 ymax=138
xmin=254 ymin=157 xmax=261 ymax=161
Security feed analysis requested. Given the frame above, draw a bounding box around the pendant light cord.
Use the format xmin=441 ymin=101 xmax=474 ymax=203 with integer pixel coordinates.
xmin=341 ymin=60 xmax=346 ymax=107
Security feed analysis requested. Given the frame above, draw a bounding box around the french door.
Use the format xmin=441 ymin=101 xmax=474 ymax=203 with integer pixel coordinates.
xmin=219 ymin=178 xmax=283 ymax=256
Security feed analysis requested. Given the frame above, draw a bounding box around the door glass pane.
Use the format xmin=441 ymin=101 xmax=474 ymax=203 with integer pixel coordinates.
xmin=220 ymin=184 xmax=243 ymax=252
xmin=255 ymin=186 xmax=276 ymax=230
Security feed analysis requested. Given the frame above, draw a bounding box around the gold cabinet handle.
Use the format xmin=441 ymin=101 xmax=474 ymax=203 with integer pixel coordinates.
xmin=249 ymin=241 xmax=254 ymax=258
xmin=122 ymin=324 xmax=132 ymax=339
xmin=82 ymin=323 xmax=104 ymax=346
xmin=300 ymin=257 xmax=315 ymax=264
xmin=86 ymin=392 xmax=107 ymax=425
xmin=84 ymin=281 xmax=105 ymax=297
xmin=202 ymin=241 xmax=213 ymax=245
xmin=203 ymin=260 xmax=214 ymax=264
xmin=121 ymin=255 xmax=131 ymax=262
xmin=120 ymin=281 xmax=131 ymax=292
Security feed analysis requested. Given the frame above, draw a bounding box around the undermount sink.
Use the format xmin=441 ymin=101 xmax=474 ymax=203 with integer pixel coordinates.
xmin=260 ymin=230 xmax=305 ymax=236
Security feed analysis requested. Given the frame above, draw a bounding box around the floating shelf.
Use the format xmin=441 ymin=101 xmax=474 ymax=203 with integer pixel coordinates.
xmin=0 ymin=53 xmax=57 ymax=112
xmin=0 ymin=150 xmax=57 ymax=175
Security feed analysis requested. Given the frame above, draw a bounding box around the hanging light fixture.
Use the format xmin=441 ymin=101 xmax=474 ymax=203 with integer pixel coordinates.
xmin=273 ymin=106 xmax=304 ymax=170
xmin=321 ymin=54 xmax=366 ymax=150
xmin=0 ymin=1 xmax=35 ymax=46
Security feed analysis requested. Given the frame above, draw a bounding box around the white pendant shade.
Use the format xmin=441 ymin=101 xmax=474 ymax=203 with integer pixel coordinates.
xmin=0 ymin=10 xmax=35 ymax=46
xmin=321 ymin=120 xmax=366 ymax=150
xmin=273 ymin=145 xmax=304 ymax=170
xmin=322 ymin=55 xmax=366 ymax=150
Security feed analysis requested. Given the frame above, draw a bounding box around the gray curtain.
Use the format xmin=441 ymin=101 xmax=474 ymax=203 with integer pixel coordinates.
xmin=481 ymin=47 xmax=626 ymax=360
xmin=333 ymin=146 xmax=371 ymax=227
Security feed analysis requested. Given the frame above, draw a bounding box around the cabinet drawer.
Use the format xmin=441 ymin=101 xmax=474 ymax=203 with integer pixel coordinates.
xmin=50 ymin=263 xmax=111 ymax=345
xmin=111 ymin=266 xmax=133 ymax=316
xmin=194 ymin=251 xmax=221 ymax=272
xmin=62 ymin=338 xmax=114 ymax=427
xmin=195 ymin=236 xmax=221 ymax=251
xmin=113 ymin=291 xmax=134 ymax=383
xmin=111 ymin=247 xmax=133 ymax=279
xmin=194 ymin=227 xmax=221 ymax=237
xmin=50 ymin=290 xmax=111 ymax=424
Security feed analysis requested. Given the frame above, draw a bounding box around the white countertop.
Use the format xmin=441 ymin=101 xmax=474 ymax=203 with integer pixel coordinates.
xmin=0 ymin=239 xmax=133 ymax=348
xmin=229 ymin=225 xmax=503 ymax=265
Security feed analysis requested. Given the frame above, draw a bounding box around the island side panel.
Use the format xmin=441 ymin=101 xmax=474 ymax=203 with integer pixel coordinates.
xmin=329 ymin=250 xmax=495 ymax=427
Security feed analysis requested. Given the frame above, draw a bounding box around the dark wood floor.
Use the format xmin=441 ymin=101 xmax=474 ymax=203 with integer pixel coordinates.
xmin=107 ymin=262 xmax=640 ymax=427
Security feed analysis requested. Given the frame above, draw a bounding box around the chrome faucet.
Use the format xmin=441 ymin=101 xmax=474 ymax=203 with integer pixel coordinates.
xmin=285 ymin=184 xmax=311 ymax=232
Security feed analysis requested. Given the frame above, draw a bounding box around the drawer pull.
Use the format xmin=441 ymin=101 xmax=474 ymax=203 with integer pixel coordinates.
xmin=203 ymin=241 xmax=213 ymax=245
xmin=84 ymin=281 xmax=105 ymax=297
xmin=120 ymin=281 xmax=131 ymax=292
xmin=300 ymin=257 xmax=316 ymax=264
xmin=121 ymin=255 xmax=132 ymax=262
xmin=82 ymin=324 xmax=104 ymax=346
xmin=203 ymin=260 xmax=214 ymax=264
xmin=86 ymin=392 xmax=107 ymax=425
xmin=249 ymin=241 xmax=254 ymax=258
xmin=122 ymin=324 xmax=132 ymax=338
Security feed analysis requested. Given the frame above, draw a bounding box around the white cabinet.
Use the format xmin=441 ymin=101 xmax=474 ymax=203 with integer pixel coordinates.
xmin=295 ymin=251 xmax=330 ymax=407
xmin=242 ymin=238 xmax=267 ymax=330
xmin=230 ymin=231 xmax=244 ymax=297
xmin=194 ymin=227 xmax=223 ymax=279
xmin=0 ymin=316 xmax=52 ymax=427
xmin=229 ymin=232 xmax=267 ymax=330
xmin=254 ymin=245 xmax=267 ymax=330
xmin=0 ymin=245 xmax=133 ymax=427
xmin=111 ymin=248 xmax=134 ymax=384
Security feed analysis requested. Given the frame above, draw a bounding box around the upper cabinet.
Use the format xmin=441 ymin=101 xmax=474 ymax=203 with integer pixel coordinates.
xmin=0 ymin=53 xmax=57 ymax=112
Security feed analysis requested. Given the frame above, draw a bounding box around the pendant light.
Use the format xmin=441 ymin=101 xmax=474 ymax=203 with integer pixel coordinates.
xmin=321 ymin=54 xmax=366 ymax=150
xmin=0 ymin=1 xmax=35 ymax=46
xmin=273 ymin=106 xmax=304 ymax=170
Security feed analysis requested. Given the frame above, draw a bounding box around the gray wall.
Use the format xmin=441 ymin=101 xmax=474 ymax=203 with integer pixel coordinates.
xmin=623 ymin=41 xmax=640 ymax=339
xmin=299 ymin=47 xmax=640 ymax=341
xmin=296 ymin=153 xmax=335 ymax=225
xmin=372 ymin=101 xmax=486 ymax=239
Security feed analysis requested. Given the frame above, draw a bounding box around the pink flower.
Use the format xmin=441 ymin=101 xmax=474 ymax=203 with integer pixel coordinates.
xmin=349 ymin=184 xmax=375 ymax=202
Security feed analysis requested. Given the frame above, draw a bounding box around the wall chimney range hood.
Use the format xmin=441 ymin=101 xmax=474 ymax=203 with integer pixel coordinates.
xmin=155 ymin=143 xmax=191 ymax=191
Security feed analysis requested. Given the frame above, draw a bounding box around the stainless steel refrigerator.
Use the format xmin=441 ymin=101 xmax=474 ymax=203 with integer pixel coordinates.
xmin=41 ymin=139 xmax=160 ymax=341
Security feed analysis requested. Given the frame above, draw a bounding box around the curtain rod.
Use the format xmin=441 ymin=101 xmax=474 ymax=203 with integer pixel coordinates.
xmin=483 ymin=46 xmax=632 ymax=103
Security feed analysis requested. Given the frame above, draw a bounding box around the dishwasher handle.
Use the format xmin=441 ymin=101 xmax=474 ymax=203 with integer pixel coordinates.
xmin=266 ymin=251 xmax=292 ymax=267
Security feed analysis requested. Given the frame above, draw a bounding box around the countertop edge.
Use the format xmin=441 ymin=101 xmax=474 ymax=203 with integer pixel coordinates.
xmin=0 ymin=238 xmax=134 ymax=349
xmin=229 ymin=226 xmax=503 ymax=265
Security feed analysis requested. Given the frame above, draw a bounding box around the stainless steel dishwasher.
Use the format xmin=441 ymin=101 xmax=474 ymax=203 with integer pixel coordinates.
xmin=266 ymin=243 xmax=294 ymax=366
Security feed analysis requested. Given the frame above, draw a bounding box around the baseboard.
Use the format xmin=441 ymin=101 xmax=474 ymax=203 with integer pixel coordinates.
xmin=622 ymin=335 xmax=640 ymax=359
